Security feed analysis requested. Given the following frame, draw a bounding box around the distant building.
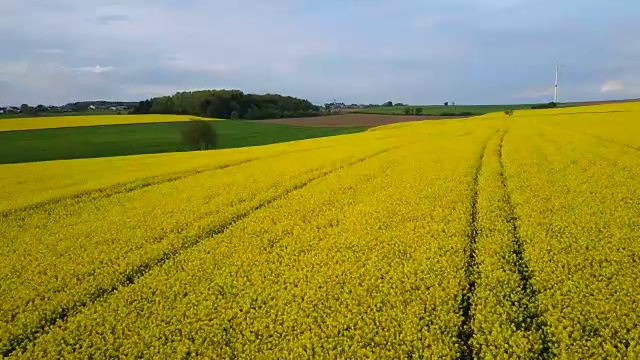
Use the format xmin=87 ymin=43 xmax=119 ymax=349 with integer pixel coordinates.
xmin=0 ymin=107 xmax=5 ymax=114
xmin=88 ymin=105 xmax=96 ymax=110
xmin=6 ymin=106 xmax=20 ymax=113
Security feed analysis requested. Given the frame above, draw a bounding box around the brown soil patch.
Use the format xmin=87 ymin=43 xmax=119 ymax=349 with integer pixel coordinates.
xmin=250 ymin=114 xmax=469 ymax=128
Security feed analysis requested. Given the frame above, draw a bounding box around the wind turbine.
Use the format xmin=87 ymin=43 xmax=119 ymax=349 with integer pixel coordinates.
xmin=554 ymin=62 xmax=562 ymax=103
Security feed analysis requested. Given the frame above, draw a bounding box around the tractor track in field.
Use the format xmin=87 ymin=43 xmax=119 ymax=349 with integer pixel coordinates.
xmin=496 ymin=131 xmax=555 ymax=359
xmin=573 ymin=130 xmax=640 ymax=153
xmin=1 ymin=146 xmax=397 ymax=358
xmin=456 ymin=134 xmax=491 ymax=360
xmin=457 ymin=130 xmax=555 ymax=359
xmin=0 ymin=145 xmax=335 ymax=219
xmin=539 ymin=121 xmax=640 ymax=153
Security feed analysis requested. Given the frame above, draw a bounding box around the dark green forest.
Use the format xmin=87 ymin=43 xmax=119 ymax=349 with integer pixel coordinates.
xmin=131 ymin=90 xmax=321 ymax=120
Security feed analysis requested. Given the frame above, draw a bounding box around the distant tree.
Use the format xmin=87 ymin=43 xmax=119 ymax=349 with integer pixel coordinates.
xmin=382 ymin=101 xmax=394 ymax=107
xmin=414 ymin=107 xmax=424 ymax=115
xmin=199 ymin=99 xmax=212 ymax=117
xmin=403 ymin=107 xmax=412 ymax=115
xmin=444 ymin=102 xmax=449 ymax=106
xmin=181 ymin=120 xmax=217 ymax=150
xmin=149 ymin=97 xmax=175 ymax=114
xmin=504 ymin=110 xmax=514 ymax=117
xmin=130 ymin=99 xmax=152 ymax=114
xmin=205 ymin=104 xmax=218 ymax=119
xmin=245 ymin=105 xmax=264 ymax=120
xmin=20 ymin=104 xmax=33 ymax=114
xmin=394 ymin=102 xmax=406 ymax=107
xmin=531 ymin=102 xmax=558 ymax=110
xmin=230 ymin=111 xmax=240 ymax=119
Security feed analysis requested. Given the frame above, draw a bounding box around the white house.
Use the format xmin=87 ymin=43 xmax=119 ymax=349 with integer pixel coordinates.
xmin=88 ymin=105 xmax=96 ymax=111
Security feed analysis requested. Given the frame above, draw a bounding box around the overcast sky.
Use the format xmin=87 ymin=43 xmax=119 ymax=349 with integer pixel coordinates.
xmin=1 ymin=0 xmax=638 ymax=106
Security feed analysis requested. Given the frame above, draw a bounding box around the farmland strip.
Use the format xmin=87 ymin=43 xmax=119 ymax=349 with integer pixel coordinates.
xmin=1 ymin=146 xmax=395 ymax=358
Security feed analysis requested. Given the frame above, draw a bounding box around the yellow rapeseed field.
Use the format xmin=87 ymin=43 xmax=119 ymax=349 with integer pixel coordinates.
xmin=0 ymin=114 xmax=212 ymax=132
xmin=0 ymin=103 xmax=639 ymax=358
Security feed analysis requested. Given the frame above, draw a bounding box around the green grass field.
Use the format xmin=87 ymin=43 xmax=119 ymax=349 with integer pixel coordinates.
xmin=355 ymin=104 xmax=536 ymax=116
xmin=0 ymin=121 xmax=364 ymax=164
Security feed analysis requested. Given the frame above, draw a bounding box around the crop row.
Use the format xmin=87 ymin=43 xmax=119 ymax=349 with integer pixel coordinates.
xmin=0 ymin=138 xmax=394 ymax=356
xmin=0 ymin=136 xmax=339 ymax=213
xmin=501 ymin=122 xmax=640 ymax=358
xmin=10 ymin=128 xmax=497 ymax=358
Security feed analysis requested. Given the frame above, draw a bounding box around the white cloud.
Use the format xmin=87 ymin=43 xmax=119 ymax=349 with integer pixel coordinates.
xmin=0 ymin=62 xmax=29 ymax=79
xmin=272 ymin=61 xmax=294 ymax=74
xmin=96 ymin=14 xmax=132 ymax=25
xmin=601 ymin=80 xmax=624 ymax=93
xmin=163 ymin=54 xmax=227 ymax=73
xmin=284 ymin=42 xmax=336 ymax=58
xmin=473 ymin=0 xmax=532 ymax=11
xmin=73 ymin=65 xmax=114 ymax=74
xmin=0 ymin=62 xmax=117 ymax=105
xmin=124 ymin=85 xmax=192 ymax=97
xmin=35 ymin=49 xmax=65 ymax=54
xmin=413 ymin=16 xmax=435 ymax=31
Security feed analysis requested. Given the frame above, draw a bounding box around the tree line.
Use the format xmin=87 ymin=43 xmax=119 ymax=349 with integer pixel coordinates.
xmin=131 ymin=90 xmax=321 ymax=120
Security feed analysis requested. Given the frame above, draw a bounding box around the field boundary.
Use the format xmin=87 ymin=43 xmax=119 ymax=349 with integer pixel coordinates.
xmin=510 ymin=109 xmax=638 ymax=119
xmin=2 ymin=146 xmax=398 ymax=358
xmin=497 ymin=132 xmax=555 ymax=358
xmin=248 ymin=114 xmax=468 ymax=128
xmin=0 ymin=115 xmax=214 ymax=133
